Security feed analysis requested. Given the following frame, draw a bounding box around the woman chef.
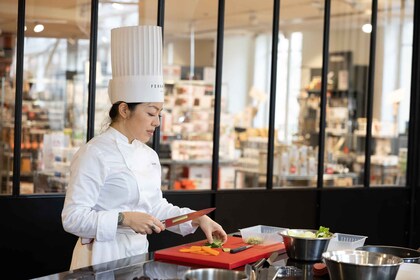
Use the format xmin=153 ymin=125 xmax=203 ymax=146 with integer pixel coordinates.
xmin=62 ymin=25 xmax=227 ymax=270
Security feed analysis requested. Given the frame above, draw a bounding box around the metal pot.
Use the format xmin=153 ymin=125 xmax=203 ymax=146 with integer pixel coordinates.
xmin=356 ymin=245 xmax=420 ymax=263
xmin=279 ymin=229 xmax=332 ymax=261
xmin=322 ymin=250 xmax=404 ymax=280
xmin=183 ymin=268 xmax=248 ymax=280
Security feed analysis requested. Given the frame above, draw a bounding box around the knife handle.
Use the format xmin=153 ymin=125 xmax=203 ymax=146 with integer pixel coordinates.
xmin=230 ymin=245 xmax=252 ymax=254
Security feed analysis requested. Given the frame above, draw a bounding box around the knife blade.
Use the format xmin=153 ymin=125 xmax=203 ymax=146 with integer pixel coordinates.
xmin=161 ymin=207 xmax=216 ymax=228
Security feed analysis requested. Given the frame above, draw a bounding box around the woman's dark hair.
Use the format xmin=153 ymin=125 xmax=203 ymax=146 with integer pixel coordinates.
xmin=109 ymin=102 xmax=142 ymax=121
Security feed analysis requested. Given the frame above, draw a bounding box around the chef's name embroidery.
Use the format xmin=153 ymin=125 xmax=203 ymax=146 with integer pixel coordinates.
xmin=151 ymin=162 xmax=158 ymax=166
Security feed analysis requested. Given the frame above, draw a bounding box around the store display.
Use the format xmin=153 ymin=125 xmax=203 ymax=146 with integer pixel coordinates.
xmin=0 ymin=79 xmax=82 ymax=193
xmin=295 ymin=51 xmax=407 ymax=186
xmin=160 ymin=80 xmax=236 ymax=190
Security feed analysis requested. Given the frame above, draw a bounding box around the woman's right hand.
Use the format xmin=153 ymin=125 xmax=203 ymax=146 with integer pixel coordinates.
xmin=121 ymin=212 xmax=165 ymax=235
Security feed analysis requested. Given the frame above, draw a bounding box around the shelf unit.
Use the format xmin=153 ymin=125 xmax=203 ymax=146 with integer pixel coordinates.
xmin=160 ymin=80 xmax=236 ymax=190
xmin=0 ymin=96 xmax=65 ymax=193
xmin=234 ymin=167 xmax=358 ymax=188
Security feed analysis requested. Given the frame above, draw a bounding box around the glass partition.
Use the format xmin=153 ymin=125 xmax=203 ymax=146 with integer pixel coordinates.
xmin=160 ymin=0 xmax=218 ymax=190
xmin=0 ymin=0 xmax=17 ymax=194
xmin=0 ymin=0 xmax=414 ymax=195
xmin=223 ymin=0 xmax=273 ymax=189
xmin=316 ymin=0 xmax=373 ymax=188
xmin=368 ymin=0 xmax=413 ymax=186
xmin=20 ymin=0 xmax=91 ymax=194
xmin=274 ymin=1 xmax=325 ymax=188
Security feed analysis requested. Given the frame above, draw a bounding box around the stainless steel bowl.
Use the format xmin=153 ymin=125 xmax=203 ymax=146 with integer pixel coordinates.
xmin=322 ymin=250 xmax=404 ymax=280
xmin=183 ymin=268 xmax=247 ymax=280
xmin=356 ymin=245 xmax=420 ymax=263
xmin=279 ymin=229 xmax=332 ymax=261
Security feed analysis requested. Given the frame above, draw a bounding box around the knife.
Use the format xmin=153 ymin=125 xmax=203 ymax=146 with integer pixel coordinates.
xmin=230 ymin=245 xmax=253 ymax=254
xmin=161 ymin=207 xmax=216 ymax=228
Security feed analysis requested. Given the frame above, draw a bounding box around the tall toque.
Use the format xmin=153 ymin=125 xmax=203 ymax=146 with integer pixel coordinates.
xmin=108 ymin=25 xmax=164 ymax=104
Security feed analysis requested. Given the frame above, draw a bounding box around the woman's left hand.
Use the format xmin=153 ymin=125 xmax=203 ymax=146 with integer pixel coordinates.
xmin=192 ymin=215 xmax=228 ymax=244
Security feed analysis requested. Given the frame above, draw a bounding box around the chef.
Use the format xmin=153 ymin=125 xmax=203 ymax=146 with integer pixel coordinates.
xmin=61 ymin=25 xmax=227 ymax=270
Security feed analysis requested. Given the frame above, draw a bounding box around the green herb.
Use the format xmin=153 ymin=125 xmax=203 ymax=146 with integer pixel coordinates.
xmin=204 ymin=238 xmax=224 ymax=248
xmin=316 ymin=226 xmax=333 ymax=238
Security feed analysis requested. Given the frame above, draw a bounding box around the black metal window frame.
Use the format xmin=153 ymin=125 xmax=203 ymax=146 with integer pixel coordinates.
xmin=10 ymin=0 xmax=420 ymax=196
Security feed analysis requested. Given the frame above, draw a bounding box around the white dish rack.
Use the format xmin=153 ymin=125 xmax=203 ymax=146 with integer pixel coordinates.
xmin=326 ymin=233 xmax=368 ymax=251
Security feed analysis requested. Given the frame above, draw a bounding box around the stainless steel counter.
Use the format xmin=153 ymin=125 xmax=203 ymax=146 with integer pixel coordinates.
xmin=33 ymin=251 xmax=331 ymax=280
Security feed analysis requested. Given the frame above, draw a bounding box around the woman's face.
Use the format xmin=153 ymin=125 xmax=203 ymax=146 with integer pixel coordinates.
xmin=124 ymin=102 xmax=163 ymax=143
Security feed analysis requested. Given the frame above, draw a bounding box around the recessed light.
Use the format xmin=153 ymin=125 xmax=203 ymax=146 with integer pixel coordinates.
xmin=112 ymin=3 xmax=124 ymax=10
xmin=34 ymin=23 xmax=44 ymax=33
xmin=362 ymin=23 xmax=372 ymax=33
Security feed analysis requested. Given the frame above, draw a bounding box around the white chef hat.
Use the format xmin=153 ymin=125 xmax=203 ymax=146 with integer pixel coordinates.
xmin=108 ymin=25 xmax=164 ymax=104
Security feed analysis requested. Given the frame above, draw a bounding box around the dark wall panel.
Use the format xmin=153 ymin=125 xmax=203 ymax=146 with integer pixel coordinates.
xmin=319 ymin=188 xmax=410 ymax=247
xmin=414 ymin=189 xmax=420 ymax=249
xmin=214 ymin=189 xmax=318 ymax=234
xmin=0 ymin=196 xmax=77 ymax=279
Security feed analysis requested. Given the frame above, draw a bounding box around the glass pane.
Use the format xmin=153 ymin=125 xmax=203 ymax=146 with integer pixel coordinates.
xmin=368 ymin=0 xmax=413 ymax=186
xmin=160 ymin=0 xmax=218 ymax=191
xmin=316 ymin=0 xmax=372 ymax=188
xmin=95 ymin=0 xmax=158 ymax=135
xmin=0 ymin=0 xmax=17 ymax=195
xmin=224 ymin=0 xmax=273 ymax=189
xmin=23 ymin=0 xmax=91 ymax=194
xmin=275 ymin=1 xmax=325 ymax=188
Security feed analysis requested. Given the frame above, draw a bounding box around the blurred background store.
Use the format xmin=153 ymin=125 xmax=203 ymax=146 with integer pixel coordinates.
xmin=0 ymin=0 xmax=413 ymax=194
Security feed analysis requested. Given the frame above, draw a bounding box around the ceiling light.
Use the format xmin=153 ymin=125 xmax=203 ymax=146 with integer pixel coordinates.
xmin=24 ymin=25 xmax=27 ymax=31
xmin=34 ymin=23 xmax=44 ymax=33
xmin=362 ymin=23 xmax=372 ymax=33
xmin=112 ymin=3 xmax=124 ymax=10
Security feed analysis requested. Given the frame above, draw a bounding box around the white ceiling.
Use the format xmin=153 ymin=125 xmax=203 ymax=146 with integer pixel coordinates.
xmin=0 ymin=0 xmax=413 ymax=39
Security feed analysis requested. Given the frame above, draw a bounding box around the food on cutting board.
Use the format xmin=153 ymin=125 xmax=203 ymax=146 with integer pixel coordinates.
xmin=179 ymin=245 xmax=220 ymax=256
xmin=245 ymin=236 xmax=264 ymax=245
xmin=287 ymin=226 xmax=333 ymax=238
xmin=204 ymin=237 xmax=224 ymax=248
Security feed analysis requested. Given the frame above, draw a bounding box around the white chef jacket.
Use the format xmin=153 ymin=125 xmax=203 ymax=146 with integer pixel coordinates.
xmin=62 ymin=127 xmax=198 ymax=270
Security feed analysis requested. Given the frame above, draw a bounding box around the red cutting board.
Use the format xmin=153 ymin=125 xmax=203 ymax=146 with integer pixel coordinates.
xmin=154 ymin=236 xmax=285 ymax=269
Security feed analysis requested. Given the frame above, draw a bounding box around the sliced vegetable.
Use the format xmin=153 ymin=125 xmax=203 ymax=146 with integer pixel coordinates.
xmin=179 ymin=246 xmax=203 ymax=253
xmin=178 ymin=245 xmax=220 ymax=256
xmin=201 ymin=246 xmax=220 ymax=256
xmin=204 ymin=237 xmax=224 ymax=248
xmin=191 ymin=250 xmax=211 ymax=255
xmin=222 ymin=247 xmax=231 ymax=253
